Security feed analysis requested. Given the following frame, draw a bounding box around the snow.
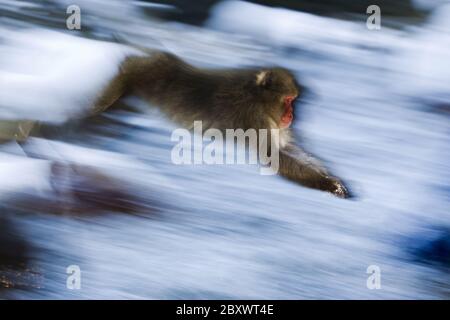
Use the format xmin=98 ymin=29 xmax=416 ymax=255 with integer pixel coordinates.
xmin=0 ymin=28 xmax=140 ymax=123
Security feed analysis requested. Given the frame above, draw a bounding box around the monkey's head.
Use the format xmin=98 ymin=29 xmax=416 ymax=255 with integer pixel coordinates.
xmin=253 ymin=68 xmax=301 ymax=129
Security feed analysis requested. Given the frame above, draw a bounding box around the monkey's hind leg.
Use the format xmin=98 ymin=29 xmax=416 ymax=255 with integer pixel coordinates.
xmin=0 ymin=120 xmax=38 ymax=144
xmin=91 ymin=73 xmax=128 ymax=115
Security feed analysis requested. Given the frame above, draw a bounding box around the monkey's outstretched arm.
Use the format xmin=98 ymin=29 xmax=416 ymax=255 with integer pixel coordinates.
xmin=278 ymin=144 xmax=349 ymax=198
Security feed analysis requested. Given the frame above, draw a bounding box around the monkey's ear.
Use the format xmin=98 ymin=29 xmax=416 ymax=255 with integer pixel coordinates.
xmin=255 ymin=70 xmax=272 ymax=87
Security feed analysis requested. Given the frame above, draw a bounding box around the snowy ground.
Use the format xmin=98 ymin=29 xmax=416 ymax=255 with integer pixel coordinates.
xmin=0 ymin=1 xmax=448 ymax=299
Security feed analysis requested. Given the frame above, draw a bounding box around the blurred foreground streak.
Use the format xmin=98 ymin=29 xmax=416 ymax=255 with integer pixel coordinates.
xmin=0 ymin=139 xmax=169 ymax=215
xmin=0 ymin=139 xmax=167 ymax=214
xmin=0 ymin=135 xmax=175 ymax=293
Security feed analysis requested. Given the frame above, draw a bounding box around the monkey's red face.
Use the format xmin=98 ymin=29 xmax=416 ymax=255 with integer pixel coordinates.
xmin=280 ymin=96 xmax=296 ymax=128
xmin=253 ymin=68 xmax=300 ymax=129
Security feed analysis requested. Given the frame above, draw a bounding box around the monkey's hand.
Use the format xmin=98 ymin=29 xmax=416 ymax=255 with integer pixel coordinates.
xmin=324 ymin=176 xmax=350 ymax=199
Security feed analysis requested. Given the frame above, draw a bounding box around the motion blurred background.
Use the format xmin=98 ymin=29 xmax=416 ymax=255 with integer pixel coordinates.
xmin=0 ymin=0 xmax=449 ymax=299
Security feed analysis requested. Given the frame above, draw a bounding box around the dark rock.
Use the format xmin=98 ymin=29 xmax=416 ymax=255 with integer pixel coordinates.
xmin=407 ymin=227 xmax=450 ymax=268
xmin=0 ymin=214 xmax=32 ymax=291
xmin=140 ymin=0 xmax=426 ymax=26
xmin=0 ymin=215 xmax=29 ymax=268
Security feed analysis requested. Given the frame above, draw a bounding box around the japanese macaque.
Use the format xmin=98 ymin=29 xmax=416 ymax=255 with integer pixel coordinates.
xmin=94 ymin=52 xmax=350 ymax=198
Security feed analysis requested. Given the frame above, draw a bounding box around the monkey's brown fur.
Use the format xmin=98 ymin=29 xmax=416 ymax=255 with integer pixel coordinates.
xmin=94 ymin=51 xmax=349 ymax=198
